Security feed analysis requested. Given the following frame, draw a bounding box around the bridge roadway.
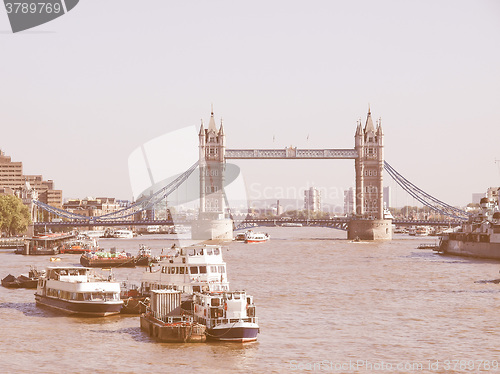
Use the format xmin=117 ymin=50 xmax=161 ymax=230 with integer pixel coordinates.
xmin=34 ymin=218 xmax=462 ymax=229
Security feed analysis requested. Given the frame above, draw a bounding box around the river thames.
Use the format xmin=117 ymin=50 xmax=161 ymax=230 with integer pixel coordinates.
xmin=1 ymin=227 xmax=500 ymax=373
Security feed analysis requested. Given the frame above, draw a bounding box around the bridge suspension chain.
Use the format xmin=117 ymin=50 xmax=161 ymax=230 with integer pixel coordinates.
xmin=384 ymin=161 xmax=468 ymax=220
xmin=33 ymin=161 xmax=199 ymax=221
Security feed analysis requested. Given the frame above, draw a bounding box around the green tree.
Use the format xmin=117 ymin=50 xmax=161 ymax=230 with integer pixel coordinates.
xmin=0 ymin=195 xmax=31 ymax=236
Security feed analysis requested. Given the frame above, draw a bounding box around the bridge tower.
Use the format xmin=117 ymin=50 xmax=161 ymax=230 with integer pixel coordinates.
xmin=349 ymin=108 xmax=392 ymax=240
xmin=192 ymin=108 xmax=233 ymax=240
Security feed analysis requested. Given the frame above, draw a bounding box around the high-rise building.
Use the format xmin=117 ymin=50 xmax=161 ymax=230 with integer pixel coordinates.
xmin=383 ymin=186 xmax=391 ymax=209
xmin=344 ymin=187 xmax=355 ymax=215
xmin=0 ymin=149 xmax=62 ymax=210
xmin=304 ymin=187 xmax=321 ymax=212
xmin=471 ymin=193 xmax=485 ymax=205
xmin=63 ymin=197 xmax=122 ymax=218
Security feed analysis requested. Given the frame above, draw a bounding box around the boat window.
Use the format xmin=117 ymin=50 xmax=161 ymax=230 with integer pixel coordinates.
xmin=213 ymin=248 xmax=220 ymax=255
xmin=59 ymin=270 xmax=68 ymax=276
xmin=84 ymin=293 xmax=92 ymax=301
xmin=218 ymin=266 xmax=225 ymax=273
xmin=193 ymin=286 xmax=201 ymax=293
xmin=190 ymin=266 xmax=198 ymax=274
xmin=210 ymin=266 xmax=218 ymax=273
xmin=77 ymin=293 xmax=84 ymax=301
xmin=234 ymin=293 xmax=240 ymax=299
xmin=196 ymin=248 xmax=203 ymax=255
xmin=187 ymin=248 xmax=195 ymax=256
xmin=206 ymin=248 xmax=213 ymax=255
xmin=199 ymin=266 xmax=207 ymax=274
xmin=211 ymin=298 xmax=220 ymax=307
xmin=180 ymin=267 xmax=185 ymax=274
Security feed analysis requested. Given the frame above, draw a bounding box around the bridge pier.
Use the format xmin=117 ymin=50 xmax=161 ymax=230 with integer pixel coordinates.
xmin=191 ymin=215 xmax=233 ymax=241
xmin=348 ymin=219 xmax=393 ymax=240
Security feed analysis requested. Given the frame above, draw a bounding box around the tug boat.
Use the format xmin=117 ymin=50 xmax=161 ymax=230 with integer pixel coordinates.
xmin=192 ymin=291 xmax=259 ymax=342
xmin=35 ymin=266 xmax=123 ymax=316
xmin=244 ymin=230 xmax=270 ymax=243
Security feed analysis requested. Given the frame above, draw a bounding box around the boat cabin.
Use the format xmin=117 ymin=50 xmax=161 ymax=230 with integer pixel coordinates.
xmin=193 ymin=291 xmax=257 ymax=329
xmin=142 ymin=244 xmax=229 ymax=294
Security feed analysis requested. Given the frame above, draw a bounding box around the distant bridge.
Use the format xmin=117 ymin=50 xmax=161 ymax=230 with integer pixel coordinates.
xmin=34 ymin=217 xmax=462 ymax=231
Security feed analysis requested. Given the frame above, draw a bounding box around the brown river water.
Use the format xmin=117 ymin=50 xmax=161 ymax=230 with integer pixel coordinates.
xmin=1 ymin=227 xmax=500 ymax=373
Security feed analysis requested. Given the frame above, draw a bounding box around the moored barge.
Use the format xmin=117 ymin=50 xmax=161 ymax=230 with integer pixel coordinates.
xmin=140 ymin=290 xmax=206 ymax=343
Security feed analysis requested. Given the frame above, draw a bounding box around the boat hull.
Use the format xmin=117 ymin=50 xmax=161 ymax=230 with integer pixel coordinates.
xmin=140 ymin=314 xmax=206 ymax=343
xmin=206 ymin=323 xmax=259 ymax=342
xmin=35 ymin=294 xmax=122 ymax=316
xmin=439 ymin=238 xmax=500 ymax=260
xmin=80 ymin=256 xmax=136 ymax=268
xmin=245 ymin=239 xmax=268 ymax=243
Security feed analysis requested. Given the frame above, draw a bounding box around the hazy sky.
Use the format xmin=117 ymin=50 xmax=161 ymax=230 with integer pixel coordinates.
xmin=1 ymin=0 xmax=499 ymax=207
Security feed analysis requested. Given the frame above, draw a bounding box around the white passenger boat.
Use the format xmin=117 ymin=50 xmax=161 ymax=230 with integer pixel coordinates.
xmin=193 ymin=291 xmax=259 ymax=342
xmin=35 ymin=266 xmax=123 ymax=316
xmin=113 ymin=229 xmax=134 ymax=239
xmin=281 ymin=222 xmax=302 ymax=227
xmin=244 ymin=231 xmax=270 ymax=243
xmin=141 ymin=244 xmax=229 ymax=294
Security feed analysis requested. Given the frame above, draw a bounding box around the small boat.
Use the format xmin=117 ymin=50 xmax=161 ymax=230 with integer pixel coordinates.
xmin=135 ymin=244 xmax=153 ymax=266
xmin=59 ymin=238 xmax=98 ymax=254
xmin=113 ymin=229 xmax=134 ymax=239
xmin=415 ymin=226 xmax=429 ymax=236
xmin=80 ymin=250 xmax=136 ymax=268
xmin=244 ymin=231 xmax=270 ymax=243
xmin=281 ymin=222 xmax=303 ymax=227
xmin=233 ymin=232 xmax=246 ymax=241
xmin=192 ymin=291 xmax=259 ymax=342
xmin=1 ymin=267 xmax=44 ymax=289
xmin=140 ymin=290 xmax=206 ymax=343
xmin=80 ymin=246 xmax=153 ymax=268
xmin=417 ymin=243 xmax=439 ymax=249
xmin=35 ymin=266 xmax=123 ymax=316
xmin=120 ymin=282 xmax=149 ymax=314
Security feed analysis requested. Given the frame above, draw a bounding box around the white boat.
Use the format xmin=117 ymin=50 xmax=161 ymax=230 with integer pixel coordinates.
xmin=141 ymin=244 xmax=260 ymax=342
xmin=244 ymin=231 xmax=270 ymax=243
xmin=415 ymin=226 xmax=429 ymax=236
xmin=80 ymin=230 xmax=105 ymax=239
xmin=281 ymin=222 xmax=302 ymax=227
xmin=35 ymin=266 xmax=123 ymax=316
xmin=113 ymin=229 xmax=134 ymax=239
xmin=141 ymin=244 xmax=230 ymax=294
xmin=192 ymin=291 xmax=259 ymax=342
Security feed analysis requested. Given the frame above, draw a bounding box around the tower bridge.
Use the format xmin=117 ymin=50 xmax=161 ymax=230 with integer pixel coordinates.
xmin=32 ymin=107 xmax=469 ymax=240
xmin=196 ymin=107 xmax=390 ymax=240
